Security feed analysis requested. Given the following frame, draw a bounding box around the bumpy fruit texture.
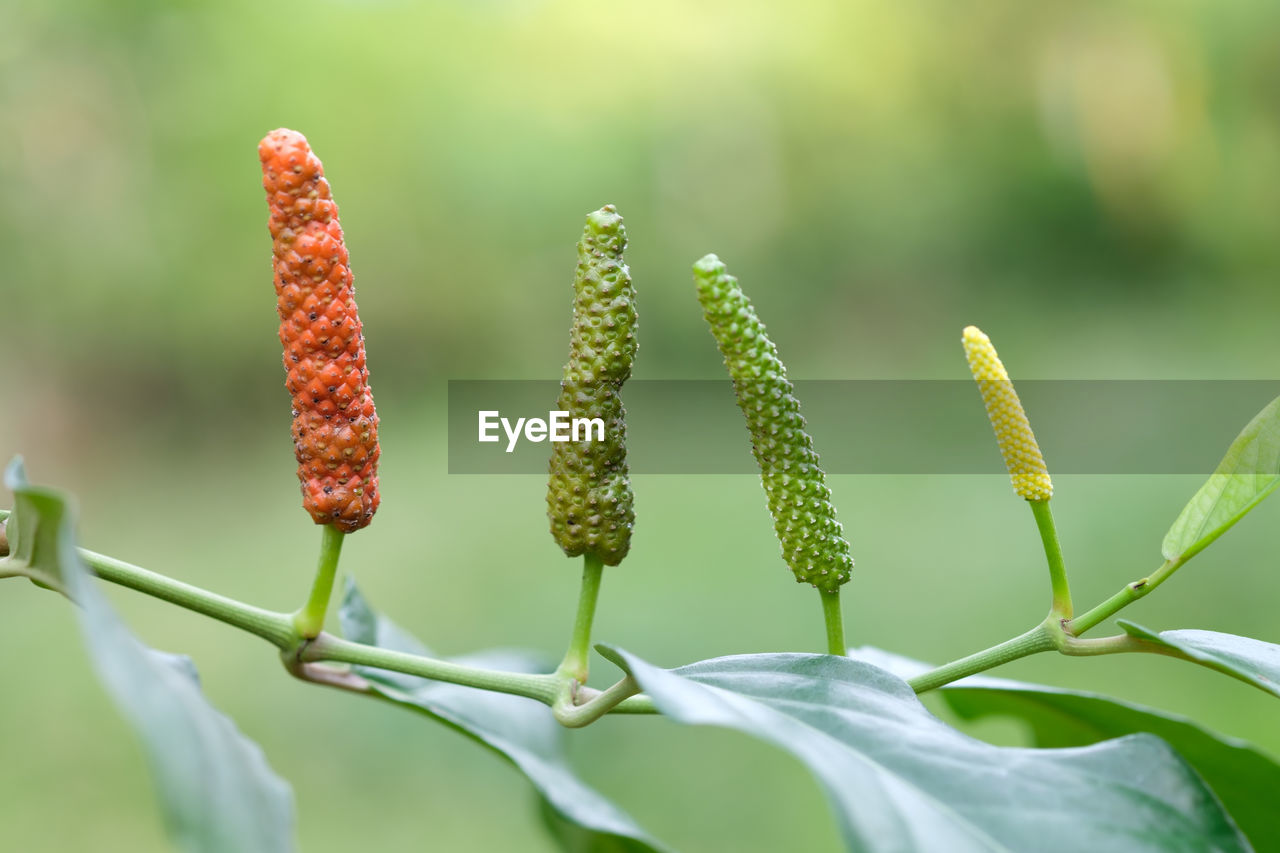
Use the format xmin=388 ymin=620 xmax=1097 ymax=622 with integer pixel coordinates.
xmin=260 ymin=128 xmax=380 ymax=533
xmin=693 ymin=254 xmax=853 ymax=594
xmin=962 ymin=325 xmax=1053 ymax=501
xmin=546 ymin=206 xmax=637 ymax=566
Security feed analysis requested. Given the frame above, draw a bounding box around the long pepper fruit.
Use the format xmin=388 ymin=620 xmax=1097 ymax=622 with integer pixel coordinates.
xmin=546 ymin=206 xmax=637 ymax=566
xmin=260 ymin=128 xmax=380 ymax=533
xmin=961 ymin=326 xmax=1053 ymax=502
xmin=693 ymin=254 xmax=852 ymax=593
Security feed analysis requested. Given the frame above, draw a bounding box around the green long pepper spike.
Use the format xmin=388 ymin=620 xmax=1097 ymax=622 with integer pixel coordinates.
xmin=693 ymin=254 xmax=853 ymax=593
xmin=546 ymin=206 xmax=637 ymax=566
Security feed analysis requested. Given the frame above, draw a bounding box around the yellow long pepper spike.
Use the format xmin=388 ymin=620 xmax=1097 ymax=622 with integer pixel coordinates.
xmin=962 ymin=326 xmax=1053 ymax=502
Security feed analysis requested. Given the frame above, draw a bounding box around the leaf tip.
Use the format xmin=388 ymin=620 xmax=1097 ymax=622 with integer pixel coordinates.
xmin=3 ymin=455 xmax=26 ymax=491
xmin=593 ymin=644 xmax=633 ymax=676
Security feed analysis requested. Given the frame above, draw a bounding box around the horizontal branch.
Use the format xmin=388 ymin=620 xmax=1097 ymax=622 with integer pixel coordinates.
xmin=79 ymin=547 xmax=297 ymax=648
xmin=298 ymin=633 xmax=563 ymax=704
xmin=908 ymin=623 xmax=1057 ymax=693
xmin=72 ymin=545 xmax=658 ymax=721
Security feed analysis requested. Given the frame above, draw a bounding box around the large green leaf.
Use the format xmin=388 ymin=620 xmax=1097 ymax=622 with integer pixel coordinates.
xmin=337 ymin=581 xmax=668 ymax=853
xmin=1120 ymin=620 xmax=1280 ymax=700
xmin=0 ymin=458 xmax=296 ymax=852
xmin=608 ymin=648 xmax=1247 ymax=852
xmin=854 ymin=647 xmax=1279 ymax=851
xmin=1162 ymin=394 xmax=1280 ymax=562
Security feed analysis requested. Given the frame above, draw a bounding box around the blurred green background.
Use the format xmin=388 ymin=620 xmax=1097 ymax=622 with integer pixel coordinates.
xmin=2 ymin=0 xmax=1279 ymax=850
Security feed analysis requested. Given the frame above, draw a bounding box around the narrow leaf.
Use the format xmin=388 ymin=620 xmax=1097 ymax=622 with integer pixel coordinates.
xmin=0 ymin=457 xmax=296 ymax=852
xmin=610 ymin=648 xmax=1247 ymax=853
xmin=1162 ymin=395 xmax=1280 ymax=561
xmin=338 ymin=581 xmax=668 ymax=853
xmin=854 ymin=647 xmax=1280 ymax=850
xmin=1120 ymin=620 xmax=1280 ymax=699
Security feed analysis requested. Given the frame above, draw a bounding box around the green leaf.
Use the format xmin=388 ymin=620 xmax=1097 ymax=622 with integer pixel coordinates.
xmin=609 ymin=649 xmax=1248 ymax=852
xmin=1162 ymin=394 xmax=1280 ymax=562
xmin=1120 ymin=620 xmax=1280 ymax=699
xmin=338 ymin=581 xmax=669 ymax=853
xmin=0 ymin=457 xmax=71 ymax=592
xmin=855 ymin=647 xmax=1279 ymax=851
xmin=538 ymin=796 xmax=662 ymax=853
xmin=0 ymin=457 xmax=296 ymax=852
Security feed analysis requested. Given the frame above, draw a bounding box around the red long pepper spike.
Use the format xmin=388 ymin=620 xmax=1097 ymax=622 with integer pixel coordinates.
xmin=259 ymin=128 xmax=380 ymax=532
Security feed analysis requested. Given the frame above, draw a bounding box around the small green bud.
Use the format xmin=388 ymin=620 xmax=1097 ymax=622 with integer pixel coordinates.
xmin=546 ymin=206 xmax=637 ymax=566
xmin=693 ymin=254 xmax=853 ymax=593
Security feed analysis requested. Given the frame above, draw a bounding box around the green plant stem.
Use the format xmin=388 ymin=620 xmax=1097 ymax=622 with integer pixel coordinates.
xmin=0 ymin=564 xmax=64 ymax=595
xmin=1066 ymin=558 xmax=1182 ymax=636
xmin=293 ymin=525 xmax=345 ymax=639
xmin=1061 ymin=631 xmax=1277 ymax=697
xmin=37 ymin=526 xmax=1200 ymax=721
xmin=558 ymin=554 xmax=604 ymax=683
xmin=603 ymin=693 xmax=658 ymax=714
xmin=1059 ymin=633 xmax=1188 ymax=659
xmin=67 ymin=543 xmax=657 ymax=721
xmin=301 ymin=632 xmax=563 ymax=704
xmin=554 ymin=676 xmax=642 ymax=728
xmin=79 ymin=547 xmax=296 ymax=647
xmin=908 ymin=622 xmax=1057 ymax=693
xmin=47 ymin=521 xmax=1200 ymax=721
xmin=1030 ymin=499 xmax=1071 ymax=619
xmin=910 ymin=552 xmax=1208 ymax=693
xmin=821 ymin=590 xmax=846 ymax=655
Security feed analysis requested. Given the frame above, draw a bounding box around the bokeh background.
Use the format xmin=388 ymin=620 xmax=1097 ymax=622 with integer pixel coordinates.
xmin=2 ymin=1 xmax=1279 ymax=850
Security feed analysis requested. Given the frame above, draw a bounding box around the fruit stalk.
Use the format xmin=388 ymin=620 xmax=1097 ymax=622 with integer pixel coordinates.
xmin=962 ymin=326 xmax=1069 ymax=614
